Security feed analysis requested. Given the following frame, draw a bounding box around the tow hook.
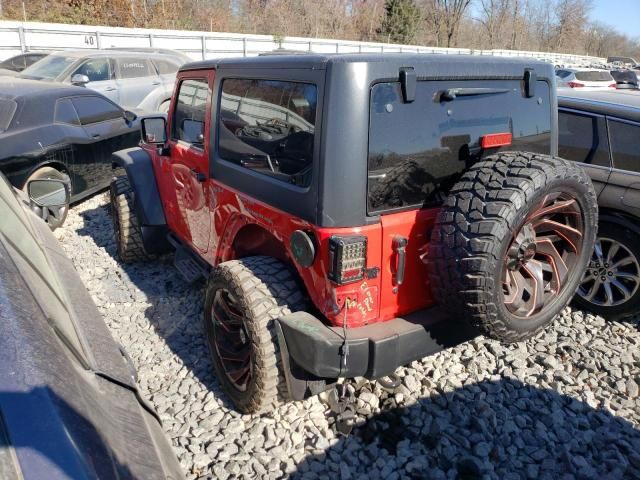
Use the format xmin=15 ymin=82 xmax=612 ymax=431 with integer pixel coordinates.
xmin=330 ymin=384 xmax=357 ymax=436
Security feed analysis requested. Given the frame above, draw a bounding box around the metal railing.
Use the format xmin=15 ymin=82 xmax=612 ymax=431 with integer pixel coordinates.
xmin=0 ymin=20 xmax=606 ymax=65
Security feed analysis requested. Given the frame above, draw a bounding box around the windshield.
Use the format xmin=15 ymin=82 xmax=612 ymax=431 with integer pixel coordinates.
xmin=575 ymin=71 xmax=613 ymax=82
xmin=21 ymin=54 xmax=77 ymax=80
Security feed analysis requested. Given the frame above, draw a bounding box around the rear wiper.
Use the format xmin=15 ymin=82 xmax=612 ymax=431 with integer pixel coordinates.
xmin=439 ymin=87 xmax=510 ymax=102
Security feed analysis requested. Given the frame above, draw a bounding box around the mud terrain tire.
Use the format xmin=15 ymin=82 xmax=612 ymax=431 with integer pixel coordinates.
xmin=203 ymin=256 xmax=305 ymax=413
xmin=110 ymin=175 xmax=152 ymax=263
xmin=428 ymin=152 xmax=597 ymax=343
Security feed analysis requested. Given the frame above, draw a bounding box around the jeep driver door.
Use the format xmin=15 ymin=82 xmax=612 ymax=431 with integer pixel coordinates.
xmin=166 ymin=72 xmax=214 ymax=254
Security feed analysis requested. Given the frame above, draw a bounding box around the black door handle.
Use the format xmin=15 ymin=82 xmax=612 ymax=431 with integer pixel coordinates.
xmin=393 ymin=236 xmax=408 ymax=286
xmin=191 ymin=169 xmax=206 ymax=183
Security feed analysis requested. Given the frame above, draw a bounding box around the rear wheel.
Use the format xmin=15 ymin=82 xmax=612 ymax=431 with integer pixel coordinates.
xmin=203 ymin=256 xmax=305 ymax=413
xmin=23 ymin=166 xmax=70 ymax=230
xmin=429 ymin=152 xmax=597 ymax=342
xmin=574 ymin=222 xmax=640 ymax=320
xmin=110 ymin=175 xmax=152 ymax=263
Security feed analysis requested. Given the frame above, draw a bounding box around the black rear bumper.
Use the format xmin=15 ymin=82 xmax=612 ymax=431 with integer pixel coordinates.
xmin=276 ymin=306 xmax=479 ymax=383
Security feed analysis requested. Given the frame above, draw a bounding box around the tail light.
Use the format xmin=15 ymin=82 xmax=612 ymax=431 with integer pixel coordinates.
xmin=481 ymin=132 xmax=512 ymax=149
xmin=567 ymin=82 xmax=584 ymax=88
xmin=609 ymin=83 xmax=617 ymax=88
xmin=328 ymin=235 xmax=367 ymax=285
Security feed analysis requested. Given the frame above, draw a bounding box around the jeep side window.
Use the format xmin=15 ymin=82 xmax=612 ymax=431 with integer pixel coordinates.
xmin=172 ymin=78 xmax=209 ymax=146
xmin=609 ymin=119 xmax=640 ymax=173
xmin=218 ymin=78 xmax=316 ymax=188
xmin=558 ymin=111 xmax=610 ymax=167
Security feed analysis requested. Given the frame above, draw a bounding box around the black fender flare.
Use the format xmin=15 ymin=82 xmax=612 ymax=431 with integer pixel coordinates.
xmin=111 ymin=147 xmax=166 ymax=226
xmin=111 ymin=147 xmax=170 ymax=254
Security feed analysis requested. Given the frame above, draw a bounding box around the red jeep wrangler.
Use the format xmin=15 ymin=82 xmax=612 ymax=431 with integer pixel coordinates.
xmin=110 ymin=54 xmax=597 ymax=413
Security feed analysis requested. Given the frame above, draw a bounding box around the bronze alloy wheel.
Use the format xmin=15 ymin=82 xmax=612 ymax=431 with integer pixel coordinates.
xmin=503 ymin=192 xmax=584 ymax=318
xmin=211 ymin=289 xmax=253 ymax=392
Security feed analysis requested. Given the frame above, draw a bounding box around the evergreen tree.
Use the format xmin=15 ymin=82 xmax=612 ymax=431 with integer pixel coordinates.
xmin=379 ymin=0 xmax=420 ymax=44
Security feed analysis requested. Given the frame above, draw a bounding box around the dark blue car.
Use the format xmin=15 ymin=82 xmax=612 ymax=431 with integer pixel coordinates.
xmin=0 ymin=174 xmax=183 ymax=479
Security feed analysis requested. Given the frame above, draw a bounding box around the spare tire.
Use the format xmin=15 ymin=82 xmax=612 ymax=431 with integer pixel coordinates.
xmin=428 ymin=152 xmax=597 ymax=342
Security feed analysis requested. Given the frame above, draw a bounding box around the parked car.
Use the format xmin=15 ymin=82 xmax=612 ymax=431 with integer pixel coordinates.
xmin=17 ymin=50 xmax=180 ymax=111
xmin=556 ymin=68 xmax=616 ymax=90
xmin=607 ymin=56 xmax=638 ymax=67
xmin=0 ymin=52 xmax=49 ymax=73
xmin=110 ymin=54 xmax=596 ymax=413
xmin=558 ymin=90 xmax=640 ymax=319
xmin=610 ymin=70 xmax=639 ymax=90
xmin=107 ymin=47 xmax=192 ymax=65
xmin=0 ymin=173 xmax=183 ymax=480
xmin=0 ymin=78 xmax=141 ymax=228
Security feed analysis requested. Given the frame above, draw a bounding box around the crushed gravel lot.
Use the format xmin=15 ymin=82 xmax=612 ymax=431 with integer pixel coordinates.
xmin=55 ymin=193 xmax=640 ymax=480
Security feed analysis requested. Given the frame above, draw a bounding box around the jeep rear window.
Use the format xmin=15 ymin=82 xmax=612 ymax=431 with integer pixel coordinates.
xmin=218 ymin=78 xmax=316 ymax=188
xmin=368 ymin=79 xmax=551 ymax=213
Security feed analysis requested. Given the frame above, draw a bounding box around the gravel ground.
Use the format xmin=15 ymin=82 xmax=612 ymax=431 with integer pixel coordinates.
xmin=56 ymin=193 xmax=640 ymax=480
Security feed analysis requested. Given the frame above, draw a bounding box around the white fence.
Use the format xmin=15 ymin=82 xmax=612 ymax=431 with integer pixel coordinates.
xmin=0 ymin=20 xmax=606 ymax=65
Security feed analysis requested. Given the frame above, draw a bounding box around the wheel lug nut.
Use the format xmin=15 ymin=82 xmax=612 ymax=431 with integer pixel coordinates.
xmin=608 ymin=271 xmax=613 ymax=276
xmin=601 ymin=276 xmax=606 ymax=281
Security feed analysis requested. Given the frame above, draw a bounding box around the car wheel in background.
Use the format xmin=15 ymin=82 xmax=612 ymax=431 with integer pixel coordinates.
xmin=23 ymin=166 xmax=70 ymax=230
xmin=574 ymin=222 xmax=640 ymax=320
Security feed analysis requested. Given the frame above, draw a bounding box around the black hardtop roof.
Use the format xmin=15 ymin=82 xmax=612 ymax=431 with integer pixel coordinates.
xmin=0 ymin=78 xmax=92 ymax=101
xmin=181 ymin=53 xmax=553 ymax=78
xmin=558 ymin=90 xmax=640 ymax=122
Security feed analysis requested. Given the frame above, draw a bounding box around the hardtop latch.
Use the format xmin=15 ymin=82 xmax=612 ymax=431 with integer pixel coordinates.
xmin=399 ymin=67 xmax=416 ymax=103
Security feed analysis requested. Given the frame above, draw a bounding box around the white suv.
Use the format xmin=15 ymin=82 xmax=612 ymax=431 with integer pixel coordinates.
xmin=556 ymin=68 xmax=616 ymax=90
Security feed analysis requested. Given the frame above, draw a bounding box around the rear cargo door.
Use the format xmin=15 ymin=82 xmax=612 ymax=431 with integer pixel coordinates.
xmin=368 ymin=78 xmax=553 ymax=319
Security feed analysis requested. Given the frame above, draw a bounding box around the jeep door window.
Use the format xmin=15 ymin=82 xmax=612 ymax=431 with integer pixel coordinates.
xmin=558 ymin=111 xmax=610 ymax=167
xmin=218 ymin=78 xmax=316 ymax=187
xmin=367 ymin=80 xmax=551 ymax=213
xmin=173 ymin=78 xmax=209 ymax=146
xmin=609 ymin=119 xmax=640 ymax=173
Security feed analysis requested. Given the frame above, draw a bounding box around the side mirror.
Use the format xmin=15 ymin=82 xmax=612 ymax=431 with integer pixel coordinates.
xmin=27 ymin=179 xmax=69 ymax=208
xmin=71 ymin=73 xmax=90 ymax=86
xmin=123 ymin=110 xmax=137 ymax=123
xmin=141 ymin=116 xmax=167 ymax=144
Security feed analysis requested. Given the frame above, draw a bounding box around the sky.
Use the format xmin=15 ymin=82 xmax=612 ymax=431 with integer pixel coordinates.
xmin=590 ymin=0 xmax=639 ymax=39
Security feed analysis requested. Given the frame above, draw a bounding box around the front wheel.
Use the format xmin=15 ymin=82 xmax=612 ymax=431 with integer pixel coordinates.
xmin=203 ymin=256 xmax=305 ymax=413
xmin=429 ymin=152 xmax=598 ymax=343
xmin=110 ymin=175 xmax=152 ymax=263
xmin=574 ymin=222 xmax=640 ymax=320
